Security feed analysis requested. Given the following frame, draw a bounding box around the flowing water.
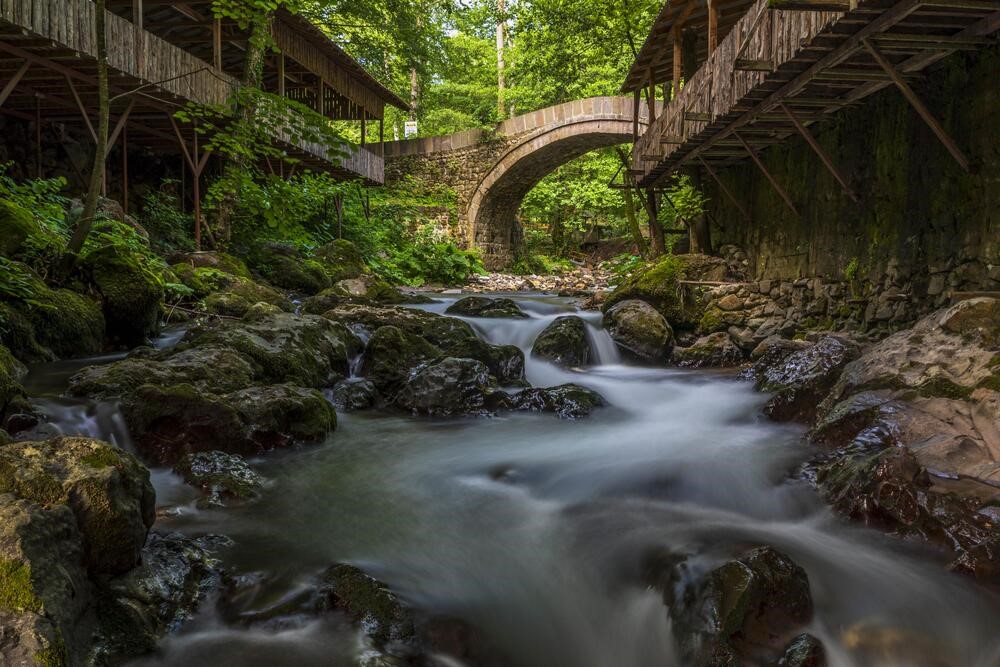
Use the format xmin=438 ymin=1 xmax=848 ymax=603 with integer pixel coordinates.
xmin=26 ymin=295 xmax=1000 ymax=667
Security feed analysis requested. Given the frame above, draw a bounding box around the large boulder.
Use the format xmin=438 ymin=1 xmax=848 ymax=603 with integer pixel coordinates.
xmin=814 ymin=298 xmax=1000 ymax=491
xmin=69 ymin=344 xmax=256 ymax=399
xmin=648 ymin=545 xmax=813 ymax=665
xmin=313 ymin=239 xmax=367 ymax=282
xmin=322 ymin=303 xmax=438 ymax=333
xmin=671 ymin=331 xmax=744 ymax=368
xmin=0 ymin=199 xmax=38 ymax=257
xmin=508 ymin=384 xmax=606 ymax=419
xmin=361 ymin=325 xmax=441 ymax=394
xmin=0 ymin=262 xmax=105 ymax=361
xmin=603 ymin=299 xmax=673 ymax=362
xmin=604 ymin=254 xmax=727 ymax=329
xmin=82 ymin=243 xmax=164 ymax=347
xmin=121 ymin=383 xmax=336 ymax=465
xmin=421 ymin=316 xmax=525 ymax=384
xmin=812 ymin=444 xmax=1000 ymax=578
xmin=251 ymin=243 xmax=330 ymax=294
xmin=446 ymin=296 xmax=527 ymax=318
xmin=396 ymin=358 xmax=494 ymax=416
xmin=0 ymin=344 xmax=27 ymax=421
xmin=0 ymin=437 xmax=154 ymax=574
xmin=531 ymin=316 xmax=592 ymax=367
xmin=756 ymin=336 xmax=860 ymax=422
xmin=327 ymin=378 xmax=379 ymax=411
xmin=189 ymin=313 xmax=363 ymax=388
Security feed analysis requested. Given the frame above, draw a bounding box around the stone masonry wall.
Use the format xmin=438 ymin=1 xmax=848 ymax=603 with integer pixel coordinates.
xmin=702 ymin=45 xmax=999 ymax=330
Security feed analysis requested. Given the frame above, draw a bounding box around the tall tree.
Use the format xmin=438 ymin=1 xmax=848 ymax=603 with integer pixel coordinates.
xmin=496 ymin=0 xmax=506 ymax=117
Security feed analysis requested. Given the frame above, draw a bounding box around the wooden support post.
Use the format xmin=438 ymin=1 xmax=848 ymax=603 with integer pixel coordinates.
xmin=779 ymin=101 xmax=858 ymax=202
xmin=35 ymin=95 xmax=42 ymax=178
xmin=862 ymin=37 xmax=971 ymax=172
xmin=632 ymin=88 xmax=640 ymax=140
xmin=735 ymin=131 xmax=798 ymax=216
xmin=212 ymin=18 xmax=222 ymax=70
xmin=361 ymin=110 xmax=366 ymax=147
xmin=0 ymin=62 xmax=29 ymax=108
xmin=646 ymin=67 xmax=656 ymax=121
xmin=168 ymin=114 xmax=206 ymax=249
xmin=708 ymin=0 xmax=719 ymax=53
xmin=65 ymin=76 xmax=96 ymax=141
xmin=378 ymin=118 xmax=384 ymax=158
xmin=133 ymin=0 xmax=144 ymax=71
xmin=672 ymin=24 xmax=683 ymax=97
xmin=132 ymin=0 xmax=143 ymax=28
xmin=278 ymin=53 xmax=285 ymax=97
xmin=697 ymin=156 xmax=750 ymax=221
xmin=105 ymin=98 xmax=136 ymax=159
xmin=122 ymin=126 xmax=128 ymax=215
xmin=317 ymin=78 xmax=325 ymax=116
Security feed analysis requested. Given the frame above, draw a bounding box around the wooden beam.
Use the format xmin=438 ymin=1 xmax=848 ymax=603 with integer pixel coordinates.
xmin=660 ymin=135 xmax=685 ymax=144
xmin=105 ymin=98 xmax=136 ymax=158
xmin=676 ymin=0 xmax=926 ymax=174
xmin=684 ymin=111 xmax=712 ymax=122
xmin=735 ymin=131 xmax=798 ymax=216
xmin=708 ymin=0 xmax=719 ymax=53
xmin=779 ymin=101 xmax=858 ymax=202
xmin=632 ymin=88 xmax=640 ymax=140
xmin=672 ymin=24 xmax=683 ymax=97
xmin=212 ymin=18 xmax=222 ymax=70
xmin=734 ymin=2 xmax=770 ymax=62
xmin=862 ymin=37 xmax=971 ymax=172
xmin=65 ymin=76 xmax=96 ymax=141
xmin=0 ymin=61 xmax=29 ymax=108
xmin=277 ymin=52 xmax=285 ymax=97
xmin=698 ymin=156 xmax=750 ymax=220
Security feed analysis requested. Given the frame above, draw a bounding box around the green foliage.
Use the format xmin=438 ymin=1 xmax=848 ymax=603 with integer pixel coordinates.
xmin=844 ymin=256 xmax=860 ymax=281
xmin=138 ymin=182 xmax=194 ymax=255
xmin=511 ymin=254 xmax=572 ymax=276
xmin=0 ymin=163 xmax=70 ymax=272
xmin=80 ymin=219 xmax=169 ymax=290
xmin=175 ymin=87 xmax=348 ymax=168
xmin=663 ymin=174 xmax=709 ymax=223
xmin=601 ymin=253 xmax=645 ymax=282
xmin=0 ymin=257 xmax=49 ymax=311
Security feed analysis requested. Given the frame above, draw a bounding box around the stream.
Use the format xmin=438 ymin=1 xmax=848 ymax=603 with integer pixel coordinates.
xmin=24 ymin=294 xmax=1000 ymax=667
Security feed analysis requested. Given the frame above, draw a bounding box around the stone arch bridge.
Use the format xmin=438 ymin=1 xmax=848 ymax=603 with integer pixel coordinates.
xmin=383 ymin=97 xmax=653 ymax=269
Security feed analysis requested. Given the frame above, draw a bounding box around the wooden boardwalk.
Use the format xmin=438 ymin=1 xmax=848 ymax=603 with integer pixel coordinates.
xmin=0 ymin=0 xmax=399 ymax=183
xmin=630 ymin=0 xmax=1000 ymax=198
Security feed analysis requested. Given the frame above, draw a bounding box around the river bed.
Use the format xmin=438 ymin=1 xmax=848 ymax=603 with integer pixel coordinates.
xmin=26 ymin=294 xmax=1000 ymax=667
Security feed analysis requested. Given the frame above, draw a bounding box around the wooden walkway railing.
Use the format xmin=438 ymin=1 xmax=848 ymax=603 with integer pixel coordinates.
xmin=0 ymin=0 xmax=384 ymax=182
xmin=634 ymin=0 xmax=843 ymax=181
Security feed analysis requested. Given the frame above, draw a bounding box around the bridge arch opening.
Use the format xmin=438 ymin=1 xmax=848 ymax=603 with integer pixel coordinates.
xmin=468 ymin=119 xmax=638 ymax=269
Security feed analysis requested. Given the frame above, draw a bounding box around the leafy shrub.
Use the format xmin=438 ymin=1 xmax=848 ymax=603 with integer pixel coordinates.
xmin=139 ymin=182 xmax=194 ymax=255
xmin=0 ymin=164 xmax=70 ymax=272
xmin=601 ymin=253 xmax=645 ymax=283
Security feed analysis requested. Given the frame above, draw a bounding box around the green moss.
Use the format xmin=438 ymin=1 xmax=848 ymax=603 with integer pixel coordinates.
xmin=29 ymin=288 xmax=105 ymax=358
xmin=81 ymin=447 xmax=122 ymax=469
xmin=916 ymin=375 xmax=973 ymax=400
xmin=314 ymin=239 xmax=366 ymax=282
xmin=605 ymin=254 xmax=726 ymax=329
xmin=171 ymin=264 xmax=236 ymax=299
xmin=201 ymin=292 xmax=253 ymax=318
xmin=84 ymin=245 xmax=164 ymax=347
xmin=34 ymin=636 xmax=67 ymax=667
xmin=0 ymin=199 xmax=39 ymax=257
xmin=0 ymin=559 xmax=41 ymax=612
xmin=698 ymin=307 xmax=725 ymax=334
xmin=0 ymin=344 xmax=25 ymax=416
xmin=0 ymin=459 xmax=66 ymax=507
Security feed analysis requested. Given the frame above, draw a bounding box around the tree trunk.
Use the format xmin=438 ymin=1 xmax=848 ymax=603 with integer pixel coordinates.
xmin=496 ymin=0 xmax=506 ymax=118
xmin=687 ymin=169 xmax=712 ymax=254
xmin=212 ymin=17 xmax=272 ymax=247
xmin=63 ymin=0 xmax=109 ymax=265
xmin=644 ymin=188 xmax=666 ymax=256
xmin=409 ymin=66 xmax=419 ymax=121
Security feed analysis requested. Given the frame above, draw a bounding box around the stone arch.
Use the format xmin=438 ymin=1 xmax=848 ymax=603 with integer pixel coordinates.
xmin=467 ymin=118 xmax=637 ymax=268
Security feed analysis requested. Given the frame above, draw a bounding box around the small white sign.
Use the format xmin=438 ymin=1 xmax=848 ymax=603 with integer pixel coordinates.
xmin=404 ymin=121 xmax=418 ymax=138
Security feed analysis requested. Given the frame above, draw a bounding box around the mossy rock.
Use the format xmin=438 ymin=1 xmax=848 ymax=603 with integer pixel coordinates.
xmin=225 ymin=277 xmax=293 ymax=311
xmin=0 ymin=199 xmax=39 ymax=257
xmin=445 ymin=296 xmax=527 ymax=318
xmin=313 ymin=239 xmax=367 ymax=283
xmin=174 ymin=451 xmax=264 ymax=503
xmin=0 ymin=437 xmax=155 ymax=574
xmin=604 ymin=254 xmax=727 ymax=329
xmin=0 ymin=344 xmax=27 ymax=419
xmin=170 ymin=264 xmax=237 ymax=299
xmin=171 ymin=251 xmax=250 ymax=280
xmin=83 ymin=245 xmax=164 ymax=347
xmin=201 ymin=291 xmax=254 ymax=318
xmin=531 ymin=316 xmax=592 ymax=367
xmin=227 ymin=384 xmax=337 ymax=447
xmin=253 ymin=245 xmax=331 ymax=295
xmin=68 ymin=344 xmax=255 ymax=399
xmin=361 ymin=326 xmax=441 ymax=394
xmin=241 ymin=301 xmax=283 ymax=322
xmin=189 ymin=313 xmax=363 ymax=388
xmin=30 ymin=288 xmax=105 ymax=359
xmin=0 ymin=263 xmax=104 ymax=360
xmin=420 ymin=316 xmax=525 ymax=384
xmin=321 ymin=304 xmax=439 ymax=333
xmin=320 ymin=564 xmax=416 ymax=647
